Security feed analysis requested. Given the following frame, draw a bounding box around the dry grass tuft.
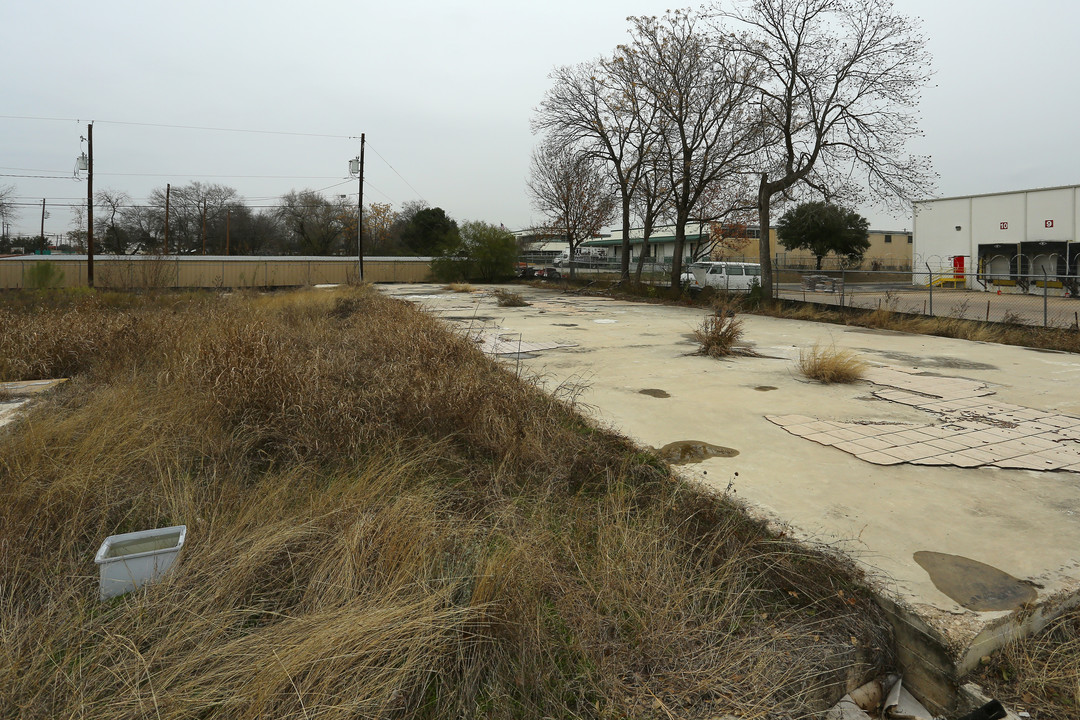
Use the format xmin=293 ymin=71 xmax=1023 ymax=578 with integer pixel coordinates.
xmin=694 ymin=299 xmax=746 ymax=358
xmin=798 ymin=344 xmax=867 ymax=384
xmin=969 ymin=608 xmax=1080 ymax=720
xmin=446 ymin=282 xmax=476 ymax=293
xmin=492 ymin=288 xmax=529 ymax=307
xmin=0 ymin=286 xmax=893 ymax=720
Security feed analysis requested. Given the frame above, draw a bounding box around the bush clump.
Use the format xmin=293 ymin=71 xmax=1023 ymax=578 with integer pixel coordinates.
xmin=492 ymin=288 xmax=529 ymax=307
xmin=798 ymin=343 xmax=867 ymax=383
xmin=694 ymin=298 xmax=746 ymax=358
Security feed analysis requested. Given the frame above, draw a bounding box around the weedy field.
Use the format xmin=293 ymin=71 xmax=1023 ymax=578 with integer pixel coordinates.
xmin=0 ymin=286 xmax=892 ymax=719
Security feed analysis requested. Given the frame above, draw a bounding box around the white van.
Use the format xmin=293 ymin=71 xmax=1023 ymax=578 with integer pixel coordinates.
xmin=688 ymin=261 xmax=762 ymax=292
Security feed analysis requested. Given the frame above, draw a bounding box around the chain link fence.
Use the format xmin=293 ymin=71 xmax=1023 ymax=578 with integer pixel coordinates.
xmin=777 ymin=266 xmax=1080 ymax=329
xmin=518 ymin=253 xmax=682 ymax=283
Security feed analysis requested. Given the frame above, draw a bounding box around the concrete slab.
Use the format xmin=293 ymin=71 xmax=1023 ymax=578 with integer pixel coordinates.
xmin=0 ymin=379 xmax=67 ymax=431
xmin=380 ymin=284 xmax=1080 ymax=711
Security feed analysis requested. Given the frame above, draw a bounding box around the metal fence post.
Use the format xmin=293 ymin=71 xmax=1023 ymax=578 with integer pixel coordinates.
xmin=773 ymin=253 xmax=779 ymax=300
xmin=1044 ymin=270 xmax=1049 ymax=327
xmin=840 ymin=267 xmax=846 ymax=309
xmin=926 ymin=263 xmax=933 ymax=317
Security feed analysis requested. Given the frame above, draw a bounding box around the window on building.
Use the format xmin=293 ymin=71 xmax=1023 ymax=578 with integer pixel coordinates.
xmin=907 ymin=236 xmax=912 ymax=244
xmin=884 ymin=234 xmax=892 ymax=243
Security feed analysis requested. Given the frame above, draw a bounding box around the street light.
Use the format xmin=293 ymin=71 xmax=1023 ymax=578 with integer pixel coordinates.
xmin=347 ymin=133 xmax=365 ymax=282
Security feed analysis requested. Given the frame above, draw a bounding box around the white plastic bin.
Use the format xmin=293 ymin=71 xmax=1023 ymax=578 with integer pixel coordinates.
xmin=94 ymin=525 xmax=187 ymax=600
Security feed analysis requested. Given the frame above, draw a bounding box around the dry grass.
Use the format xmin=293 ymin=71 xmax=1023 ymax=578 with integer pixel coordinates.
xmin=968 ymin=608 xmax=1080 ymax=719
xmin=761 ymin=299 xmax=1080 ymax=355
xmin=694 ymin=299 xmax=746 ymax=358
xmin=798 ymin=344 xmax=867 ymax=384
xmin=446 ymin=282 xmax=476 ymax=293
xmin=583 ymin=279 xmax=1080 ymax=355
xmin=491 ymin=288 xmax=529 ymax=307
xmin=0 ymin=286 xmax=893 ymax=719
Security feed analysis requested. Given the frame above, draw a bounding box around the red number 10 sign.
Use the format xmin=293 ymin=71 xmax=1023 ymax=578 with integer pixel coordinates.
xmin=1000 ymin=222 xmax=1008 ymax=230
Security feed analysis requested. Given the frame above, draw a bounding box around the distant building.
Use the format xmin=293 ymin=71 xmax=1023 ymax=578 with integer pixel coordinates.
xmin=581 ymin=222 xmax=912 ymax=270
xmin=913 ymin=184 xmax=1080 ymax=284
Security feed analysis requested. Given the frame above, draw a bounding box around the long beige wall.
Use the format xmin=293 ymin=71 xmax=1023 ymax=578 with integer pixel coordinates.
xmin=0 ymin=257 xmax=431 ymax=290
xmin=718 ymin=229 xmax=913 ymax=268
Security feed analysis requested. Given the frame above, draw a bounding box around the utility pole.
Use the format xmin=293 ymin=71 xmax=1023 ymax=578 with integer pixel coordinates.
xmin=349 ymin=134 xmax=365 ymax=282
xmin=87 ymin=122 xmax=94 ymax=287
xmin=164 ymin=183 xmax=171 ymax=254
xmin=40 ymin=199 xmax=46 ymax=249
xmin=225 ymin=208 xmax=231 ymax=255
xmin=201 ymin=202 xmax=207 ymax=255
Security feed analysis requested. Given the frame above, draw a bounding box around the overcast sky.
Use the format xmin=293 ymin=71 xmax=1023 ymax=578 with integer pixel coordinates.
xmin=2 ymin=0 xmax=1079 ymax=238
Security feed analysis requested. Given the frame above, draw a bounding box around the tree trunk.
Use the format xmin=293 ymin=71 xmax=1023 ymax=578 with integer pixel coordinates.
xmin=816 ymin=254 xmax=823 ymax=270
xmin=669 ymin=211 xmax=688 ymax=290
xmin=634 ymin=225 xmax=653 ymax=283
xmin=758 ymin=174 xmax=774 ymax=300
xmin=620 ymin=194 xmax=631 ymax=280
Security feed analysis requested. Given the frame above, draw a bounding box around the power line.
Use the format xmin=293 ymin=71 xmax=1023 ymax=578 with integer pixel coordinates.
xmin=0 ymin=173 xmax=73 ymax=179
xmin=0 ymin=114 xmax=360 ymax=140
xmin=366 ymin=142 xmax=427 ymax=204
xmin=0 ymin=165 xmax=346 ymax=181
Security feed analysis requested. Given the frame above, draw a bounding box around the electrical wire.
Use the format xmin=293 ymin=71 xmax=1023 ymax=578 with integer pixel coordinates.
xmin=0 ymin=173 xmax=73 ymax=179
xmin=0 ymin=114 xmax=359 ymax=140
xmin=366 ymin=142 xmax=427 ymax=204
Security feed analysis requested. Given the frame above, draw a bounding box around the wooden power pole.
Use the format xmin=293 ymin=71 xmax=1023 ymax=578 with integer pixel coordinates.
xmin=87 ymin=122 xmax=94 ymax=288
xmin=358 ymin=133 xmax=365 ymax=282
xmin=164 ymin=183 xmax=170 ymax=254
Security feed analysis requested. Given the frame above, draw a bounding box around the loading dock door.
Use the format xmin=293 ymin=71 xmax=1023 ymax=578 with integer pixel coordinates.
xmin=978 ymin=244 xmax=1017 ymax=283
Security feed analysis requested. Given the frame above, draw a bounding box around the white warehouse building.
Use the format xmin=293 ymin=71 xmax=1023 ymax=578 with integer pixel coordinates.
xmin=913 ymin=184 xmax=1080 ymax=292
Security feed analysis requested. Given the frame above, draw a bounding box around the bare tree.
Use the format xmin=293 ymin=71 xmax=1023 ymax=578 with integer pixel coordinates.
xmin=534 ymin=59 xmax=659 ymax=281
xmin=0 ymin=184 xmax=17 ymax=240
xmin=118 ymin=205 xmax=163 ymax=254
xmin=630 ymin=150 xmax=673 ymax=283
xmin=278 ymin=190 xmax=348 ymax=255
xmin=716 ymin=0 xmax=936 ymax=298
xmin=152 ymin=182 xmax=238 ymax=254
xmin=618 ymin=9 xmax=762 ymax=289
xmin=95 ymin=190 xmax=132 ymax=254
xmin=527 ymin=139 xmax=616 ymax=280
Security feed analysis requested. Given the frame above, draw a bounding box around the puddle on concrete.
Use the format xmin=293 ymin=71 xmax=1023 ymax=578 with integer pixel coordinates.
xmin=913 ymin=551 xmax=1037 ymax=612
xmin=754 ymin=386 xmax=778 ymax=392
xmin=657 ymin=440 xmax=739 ymax=464
xmin=863 ymin=350 xmax=997 ymax=371
xmin=639 ymin=389 xmax=671 ymax=398
xmin=552 ymin=323 xmax=578 ymax=327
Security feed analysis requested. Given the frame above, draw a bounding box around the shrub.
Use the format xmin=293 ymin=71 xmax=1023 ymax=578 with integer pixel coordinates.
xmin=798 ymin=344 xmax=867 ymax=383
xmin=432 ymin=221 xmax=518 ymax=283
xmin=694 ymin=299 xmax=745 ymax=357
xmin=445 ymin=283 xmax=476 ymax=293
xmin=492 ymin=289 xmax=529 ymax=307
xmin=25 ymin=261 xmax=65 ymax=289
